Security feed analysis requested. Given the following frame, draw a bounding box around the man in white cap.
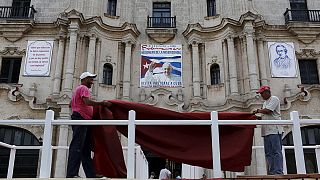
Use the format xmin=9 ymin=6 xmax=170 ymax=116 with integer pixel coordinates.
xmin=253 ymin=85 xmax=283 ymax=175
xmin=66 ymin=72 xmax=111 ymax=178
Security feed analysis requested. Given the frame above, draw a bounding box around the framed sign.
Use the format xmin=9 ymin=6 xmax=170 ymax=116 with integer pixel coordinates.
xmin=24 ymin=40 xmax=53 ymax=76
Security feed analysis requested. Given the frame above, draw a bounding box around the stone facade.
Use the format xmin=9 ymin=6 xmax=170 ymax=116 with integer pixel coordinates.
xmin=1 ymin=0 xmax=320 ymax=178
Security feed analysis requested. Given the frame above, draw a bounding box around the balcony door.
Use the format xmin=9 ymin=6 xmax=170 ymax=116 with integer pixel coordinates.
xmin=11 ymin=0 xmax=31 ymax=18
xmin=152 ymin=2 xmax=171 ymax=27
xmin=290 ymin=0 xmax=309 ymax=21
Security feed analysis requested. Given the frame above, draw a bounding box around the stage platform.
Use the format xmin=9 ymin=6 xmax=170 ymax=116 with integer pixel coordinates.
xmin=235 ymin=173 xmax=320 ymax=180
xmin=1 ymin=174 xmax=320 ymax=180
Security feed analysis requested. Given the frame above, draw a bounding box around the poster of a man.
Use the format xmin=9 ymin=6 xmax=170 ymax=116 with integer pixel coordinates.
xmin=143 ymin=61 xmax=181 ymax=84
xmin=268 ymin=42 xmax=297 ymax=77
xmin=140 ymin=44 xmax=182 ymax=87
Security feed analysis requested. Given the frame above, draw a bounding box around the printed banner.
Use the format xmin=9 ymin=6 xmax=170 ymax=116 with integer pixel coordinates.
xmin=24 ymin=40 xmax=53 ymax=76
xmin=268 ymin=42 xmax=298 ymax=78
xmin=140 ymin=44 xmax=182 ymax=87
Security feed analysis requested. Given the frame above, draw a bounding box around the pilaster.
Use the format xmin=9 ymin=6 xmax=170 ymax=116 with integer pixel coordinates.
xmin=244 ymin=22 xmax=259 ymax=91
xmin=226 ymin=35 xmax=239 ymax=95
xmin=87 ymin=33 xmax=97 ymax=73
xmin=52 ymin=34 xmax=66 ymax=96
xmin=257 ymin=34 xmax=268 ymax=86
xmin=63 ymin=27 xmax=79 ymax=95
xmin=122 ymin=35 xmax=136 ymax=100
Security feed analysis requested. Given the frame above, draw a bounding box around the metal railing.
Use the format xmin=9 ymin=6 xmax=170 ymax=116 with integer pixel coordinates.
xmin=0 ymin=110 xmax=319 ymax=179
xmin=284 ymin=9 xmax=320 ymax=24
xmin=0 ymin=6 xmax=36 ymax=19
xmin=147 ymin=16 xmax=176 ymax=28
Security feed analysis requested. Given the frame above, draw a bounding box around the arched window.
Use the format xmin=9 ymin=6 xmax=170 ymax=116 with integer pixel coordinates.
xmin=210 ymin=64 xmax=220 ymax=85
xmin=282 ymin=125 xmax=320 ymax=174
xmin=0 ymin=126 xmax=40 ymax=178
xmin=103 ymin=63 xmax=113 ymax=85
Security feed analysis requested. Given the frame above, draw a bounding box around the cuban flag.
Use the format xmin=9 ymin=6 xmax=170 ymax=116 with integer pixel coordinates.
xmin=141 ymin=56 xmax=182 ymax=78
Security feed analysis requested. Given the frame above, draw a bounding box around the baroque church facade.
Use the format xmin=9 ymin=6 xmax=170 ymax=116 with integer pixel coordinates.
xmin=1 ymin=0 xmax=320 ymax=178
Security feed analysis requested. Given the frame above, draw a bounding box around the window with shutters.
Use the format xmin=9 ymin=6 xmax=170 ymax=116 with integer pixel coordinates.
xmin=298 ymin=60 xmax=319 ymax=84
xmin=0 ymin=58 xmax=22 ymax=83
xmin=106 ymin=0 xmax=117 ymax=16
xmin=207 ymin=0 xmax=216 ymax=17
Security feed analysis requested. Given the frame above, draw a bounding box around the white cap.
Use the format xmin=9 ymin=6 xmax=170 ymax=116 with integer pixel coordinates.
xmin=80 ymin=72 xmax=97 ymax=80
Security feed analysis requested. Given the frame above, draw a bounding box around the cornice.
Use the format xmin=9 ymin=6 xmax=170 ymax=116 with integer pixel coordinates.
xmin=0 ymin=47 xmax=26 ymax=55
xmin=55 ymin=9 xmax=140 ymax=41
xmin=182 ymin=11 xmax=265 ymax=41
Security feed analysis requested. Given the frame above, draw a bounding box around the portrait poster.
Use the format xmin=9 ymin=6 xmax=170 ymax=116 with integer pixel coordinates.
xmin=140 ymin=44 xmax=182 ymax=88
xmin=268 ymin=42 xmax=298 ymax=78
xmin=24 ymin=40 xmax=54 ymax=76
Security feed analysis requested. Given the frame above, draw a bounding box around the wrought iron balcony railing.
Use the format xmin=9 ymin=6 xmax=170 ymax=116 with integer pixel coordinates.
xmin=147 ymin=16 xmax=176 ymax=28
xmin=284 ymin=9 xmax=320 ymax=24
xmin=0 ymin=6 xmax=36 ymax=19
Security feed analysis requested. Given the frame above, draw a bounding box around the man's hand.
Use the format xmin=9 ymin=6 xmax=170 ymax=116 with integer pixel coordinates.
xmin=101 ymin=101 xmax=112 ymax=107
xmin=148 ymin=61 xmax=156 ymax=72
xmin=252 ymin=109 xmax=260 ymax=114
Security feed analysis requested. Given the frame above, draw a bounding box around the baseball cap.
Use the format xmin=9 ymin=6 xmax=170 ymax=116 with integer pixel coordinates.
xmin=256 ymin=85 xmax=270 ymax=94
xmin=80 ymin=72 xmax=97 ymax=80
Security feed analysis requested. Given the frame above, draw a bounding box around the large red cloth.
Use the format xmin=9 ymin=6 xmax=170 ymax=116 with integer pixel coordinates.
xmin=91 ymin=100 xmax=256 ymax=178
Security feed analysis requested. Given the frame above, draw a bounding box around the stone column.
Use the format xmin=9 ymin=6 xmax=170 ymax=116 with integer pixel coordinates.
xmin=257 ymin=38 xmax=268 ymax=86
xmin=222 ymin=40 xmax=230 ymax=96
xmin=240 ymin=36 xmax=250 ymax=94
xmin=122 ymin=41 xmax=133 ymax=100
xmin=87 ymin=33 xmax=96 ymax=73
xmin=227 ymin=36 xmax=239 ymax=95
xmin=52 ymin=36 xmax=66 ymax=95
xmin=53 ymin=103 xmax=71 ymax=178
xmin=63 ymin=28 xmax=78 ymax=94
xmin=245 ymin=24 xmax=259 ymax=91
xmin=191 ymin=41 xmax=201 ymax=98
xmin=93 ymin=39 xmax=101 ymax=99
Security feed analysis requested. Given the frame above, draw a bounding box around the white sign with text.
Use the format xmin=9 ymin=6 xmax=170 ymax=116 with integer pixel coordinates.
xmin=24 ymin=40 xmax=53 ymax=76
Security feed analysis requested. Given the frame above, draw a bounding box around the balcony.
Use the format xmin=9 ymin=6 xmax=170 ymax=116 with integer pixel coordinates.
xmin=284 ymin=9 xmax=320 ymax=24
xmin=147 ymin=16 xmax=176 ymax=28
xmin=146 ymin=16 xmax=177 ymax=43
xmin=0 ymin=6 xmax=36 ymax=20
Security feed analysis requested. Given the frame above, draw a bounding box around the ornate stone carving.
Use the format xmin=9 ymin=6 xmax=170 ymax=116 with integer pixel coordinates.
xmin=296 ymin=49 xmax=320 ymax=58
xmin=141 ymin=88 xmax=185 ymax=111
xmin=0 ymin=47 xmax=26 ymax=55
xmin=0 ymin=84 xmax=49 ymax=110
xmin=146 ymin=28 xmax=177 ymax=43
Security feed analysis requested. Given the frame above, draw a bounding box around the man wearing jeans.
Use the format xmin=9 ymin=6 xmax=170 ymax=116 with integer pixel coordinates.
xmin=253 ymin=85 xmax=284 ymax=175
xmin=66 ymin=72 xmax=111 ymax=178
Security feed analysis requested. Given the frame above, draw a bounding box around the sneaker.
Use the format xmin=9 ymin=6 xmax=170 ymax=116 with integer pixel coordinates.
xmin=95 ymin=174 xmax=107 ymax=179
xmin=66 ymin=175 xmax=81 ymax=178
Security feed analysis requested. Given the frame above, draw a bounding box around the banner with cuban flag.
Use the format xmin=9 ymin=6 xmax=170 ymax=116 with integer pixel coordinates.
xmin=140 ymin=44 xmax=182 ymax=88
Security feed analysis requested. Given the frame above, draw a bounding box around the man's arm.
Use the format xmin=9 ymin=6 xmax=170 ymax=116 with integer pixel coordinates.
xmin=82 ymin=97 xmax=112 ymax=107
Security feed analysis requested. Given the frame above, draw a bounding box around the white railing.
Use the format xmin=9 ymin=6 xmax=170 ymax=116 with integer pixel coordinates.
xmin=0 ymin=110 xmax=319 ymax=179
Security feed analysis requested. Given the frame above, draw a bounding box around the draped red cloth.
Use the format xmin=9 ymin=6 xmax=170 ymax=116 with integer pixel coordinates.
xmin=91 ymin=100 xmax=256 ymax=178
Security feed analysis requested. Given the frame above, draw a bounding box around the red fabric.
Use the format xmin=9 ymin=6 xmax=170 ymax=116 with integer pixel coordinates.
xmin=91 ymin=100 xmax=256 ymax=178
